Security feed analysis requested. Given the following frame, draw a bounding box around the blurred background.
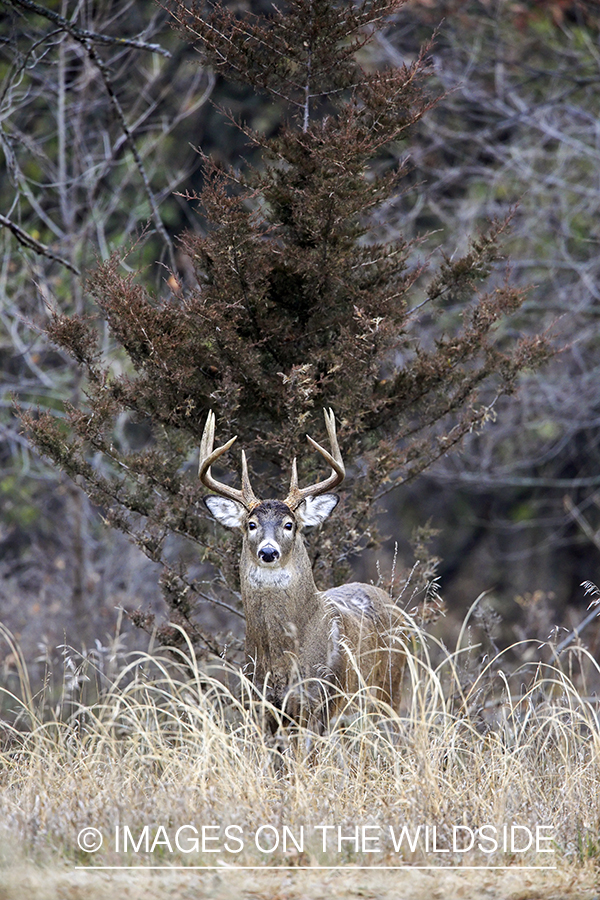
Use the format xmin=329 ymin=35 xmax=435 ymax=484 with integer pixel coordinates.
xmin=1 ymin=0 xmax=599 ymax=681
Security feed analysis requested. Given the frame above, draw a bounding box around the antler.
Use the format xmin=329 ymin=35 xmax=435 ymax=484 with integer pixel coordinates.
xmin=198 ymin=411 xmax=260 ymax=509
xmin=283 ymin=408 xmax=345 ymax=510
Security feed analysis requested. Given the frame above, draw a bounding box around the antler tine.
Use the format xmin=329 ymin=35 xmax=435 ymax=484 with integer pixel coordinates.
xmin=199 ymin=410 xmax=217 ymax=469
xmin=288 ymin=457 xmax=299 ymax=494
xmin=241 ymin=450 xmax=260 ymax=508
xmin=198 ymin=411 xmax=260 ymax=509
xmin=283 ymin=408 xmax=345 ymax=509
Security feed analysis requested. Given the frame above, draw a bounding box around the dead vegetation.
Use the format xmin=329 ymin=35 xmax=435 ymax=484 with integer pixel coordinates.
xmin=0 ymin=603 xmax=598 ymax=897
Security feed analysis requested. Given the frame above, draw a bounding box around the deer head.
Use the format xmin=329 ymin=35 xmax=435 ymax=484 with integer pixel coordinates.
xmin=199 ymin=408 xmax=345 ymax=553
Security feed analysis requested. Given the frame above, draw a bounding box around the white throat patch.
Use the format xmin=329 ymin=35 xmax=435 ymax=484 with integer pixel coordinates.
xmin=246 ymin=563 xmax=292 ymax=588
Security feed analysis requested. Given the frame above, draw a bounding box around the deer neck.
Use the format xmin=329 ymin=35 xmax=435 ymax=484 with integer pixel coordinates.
xmin=241 ymin=534 xmax=320 ymax=617
xmin=240 ymin=535 xmax=325 ymax=682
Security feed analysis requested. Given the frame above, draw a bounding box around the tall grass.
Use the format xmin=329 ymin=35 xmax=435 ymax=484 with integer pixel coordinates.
xmin=0 ymin=615 xmax=599 ymax=876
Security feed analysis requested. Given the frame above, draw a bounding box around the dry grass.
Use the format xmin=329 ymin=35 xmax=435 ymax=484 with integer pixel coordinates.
xmin=0 ymin=617 xmax=599 ymax=899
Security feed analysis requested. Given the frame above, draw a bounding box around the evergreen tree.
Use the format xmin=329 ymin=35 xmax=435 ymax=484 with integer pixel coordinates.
xmin=22 ymin=0 xmax=549 ymax=657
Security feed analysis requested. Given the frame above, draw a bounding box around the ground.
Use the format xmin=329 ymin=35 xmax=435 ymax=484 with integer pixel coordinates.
xmin=0 ymin=866 xmax=598 ymax=900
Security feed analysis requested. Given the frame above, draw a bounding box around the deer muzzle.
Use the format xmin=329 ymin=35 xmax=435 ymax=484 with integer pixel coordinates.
xmin=258 ymin=543 xmax=280 ymax=564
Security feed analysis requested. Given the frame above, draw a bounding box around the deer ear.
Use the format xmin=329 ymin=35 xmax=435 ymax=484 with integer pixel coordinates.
xmin=295 ymin=494 xmax=339 ymax=528
xmin=204 ymin=496 xmax=246 ymax=529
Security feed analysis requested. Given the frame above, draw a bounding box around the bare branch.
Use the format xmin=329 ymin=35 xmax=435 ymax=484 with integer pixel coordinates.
xmin=7 ymin=0 xmax=172 ymax=58
xmin=0 ymin=213 xmax=81 ymax=275
xmin=84 ymin=41 xmax=177 ymax=272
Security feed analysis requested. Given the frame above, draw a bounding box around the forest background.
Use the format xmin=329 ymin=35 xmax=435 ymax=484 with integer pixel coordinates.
xmin=1 ymin=0 xmax=600 ymax=686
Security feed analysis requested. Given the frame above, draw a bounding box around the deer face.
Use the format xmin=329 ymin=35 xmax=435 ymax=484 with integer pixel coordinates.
xmin=204 ymin=495 xmax=339 ymax=568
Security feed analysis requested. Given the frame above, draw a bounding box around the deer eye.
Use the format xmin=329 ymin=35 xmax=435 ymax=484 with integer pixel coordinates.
xmin=248 ymin=521 xmax=258 ymax=531
xmin=283 ymin=522 xmax=294 ymax=531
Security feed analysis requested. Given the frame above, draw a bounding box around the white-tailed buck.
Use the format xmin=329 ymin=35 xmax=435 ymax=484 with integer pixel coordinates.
xmin=200 ymin=409 xmax=405 ymax=730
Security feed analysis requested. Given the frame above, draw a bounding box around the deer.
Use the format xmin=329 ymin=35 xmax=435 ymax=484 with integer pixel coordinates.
xmin=199 ymin=408 xmax=406 ymax=732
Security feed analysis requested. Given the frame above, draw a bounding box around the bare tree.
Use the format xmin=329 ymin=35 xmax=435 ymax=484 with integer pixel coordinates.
xmin=373 ymin=1 xmax=600 ymax=610
xmin=0 ymin=0 xmax=214 ymax=647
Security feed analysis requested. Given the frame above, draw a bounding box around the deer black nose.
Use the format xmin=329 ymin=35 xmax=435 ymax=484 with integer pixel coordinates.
xmin=259 ymin=546 xmax=280 ymax=564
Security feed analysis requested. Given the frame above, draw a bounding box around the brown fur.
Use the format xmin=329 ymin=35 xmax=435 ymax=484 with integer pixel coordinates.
xmin=209 ymin=498 xmax=405 ymax=731
xmin=200 ymin=410 xmax=405 ymax=731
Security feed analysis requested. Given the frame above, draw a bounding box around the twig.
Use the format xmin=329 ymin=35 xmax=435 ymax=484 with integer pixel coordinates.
xmin=556 ymin=607 xmax=599 ymax=655
xmin=85 ymin=43 xmax=177 ymax=272
xmin=7 ymin=0 xmax=172 ymax=58
xmin=564 ymin=494 xmax=600 ymax=552
xmin=0 ymin=214 xmax=81 ymax=276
